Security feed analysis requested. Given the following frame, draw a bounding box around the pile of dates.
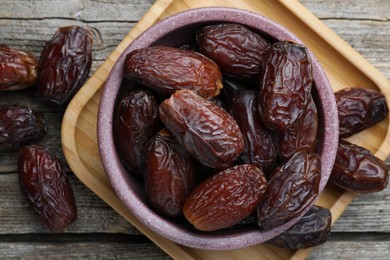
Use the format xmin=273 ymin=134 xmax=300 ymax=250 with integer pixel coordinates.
xmin=114 ymin=22 xmax=389 ymax=249
xmin=0 ymin=26 xmax=93 ymax=231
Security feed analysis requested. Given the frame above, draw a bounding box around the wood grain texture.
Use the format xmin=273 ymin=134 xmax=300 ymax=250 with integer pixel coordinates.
xmin=0 ymin=0 xmax=389 ymax=259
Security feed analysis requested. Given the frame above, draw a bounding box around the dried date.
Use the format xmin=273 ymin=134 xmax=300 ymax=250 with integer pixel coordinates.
xmin=37 ymin=26 xmax=93 ymax=106
xmin=123 ymin=46 xmax=223 ymax=99
xmin=330 ymin=139 xmax=389 ymax=192
xmin=279 ymin=97 xmax=318 ymax=159
xmin=18 ymin=145 xmax=77 ymax=231
xmin=0 ymin=45 xmax=37 ymax=90
xmin=230 ymin=90 xmax=278 ymax=172
xmin=257 ymin=150 xmax=321 ymax=230
xmin=335 ymin=88 xmax=389 ymax=138
xmin=268 ymin=205 xmax=332 ymax=249
xmin=183 ymin=164 xmax=268 ymax=231
xmin=114 ymin=89 xmax=161 ymax=175
xmin=0 ymin=104 xmax=47 ymax=152
xmin=159 ymin=89 xmax=244 ymax=169
xmin=196 ymin=23 xmax=270 ymax=81
xmin=144 ymin=129 xmax=197 ymax=217
xmin=258 ymin=41 xmax=313 ymax=132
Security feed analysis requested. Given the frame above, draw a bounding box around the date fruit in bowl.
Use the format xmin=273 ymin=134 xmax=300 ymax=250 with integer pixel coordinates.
xmin=97 ymin=7 xmax=338 ymax=250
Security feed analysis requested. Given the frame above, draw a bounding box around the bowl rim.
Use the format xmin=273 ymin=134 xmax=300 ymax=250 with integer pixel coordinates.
xmin=97 ymin=6 xmax=339 ymax=250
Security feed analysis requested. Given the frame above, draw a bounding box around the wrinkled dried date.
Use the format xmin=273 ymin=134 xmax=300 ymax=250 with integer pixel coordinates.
xmin=144 ymin=129 xmax=197 ymax=217
xmin=335 ymin=87 xmax=389 ymax=138
xmin=0 ymin=104 xmax=47 ymax=152
xmin=124 ymin=46 xmax=223 ymax=99
xmin=159 ymin=90 xmax=244 ymax=169
xmin=257 ymin=150 xmax=321 ymax=230
xmin=114 ymin=89 xmax=161 ymax=175
xmin=183 ymin=164 xmax=268 ymax=231
xmin=230 ymin=90 xmax=278 ymax=172
xmin=268 ymin=205 xmax=332 ymax=249
xmin=258 ymin=41 xmax=313 ymax=132
xmin=37 ymin=26 xmax=93 ymax=106
xmin=196 ymin=23 xmax=270 ymax=81
xmin=0 ymin=45 xmax=38 ymax=90
xmin=279 ymin=97 xmax=318 ymax=159
xmin=18 ymin=145 xmax=77 ymax=231
xmin=330 ymin=139 xmax=389 ymax=192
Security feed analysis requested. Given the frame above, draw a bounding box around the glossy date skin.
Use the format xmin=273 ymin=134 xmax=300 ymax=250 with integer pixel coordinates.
xmin=230 ymin=90 xmax=278 ymax=172
xmin=268 ymin=205 xmax=332 ymax=249
xmin=258 ymin=41 xmax=313 ymax=132
xmin=124 ymin=46 xmax=223 ymax=99
xmin=144 ymin=129 xmax=197 ymax=217
xmin=113 ymin=89 xmax=161 ymax=175
xmin=0 ymin=104 xmax=47 ymax=152
xmin=196 ymin=23 xmax=270 ymax=81
xmin=279 ymin=97 xmax=318 ymax=159
xmin=257 ymin=150 xmax=321 ymax=230
xmin=18 ymin=145 xmax=77 ymax=231
xmin=330 ymin=139 xmax=389 ymax=192
xmin=183 ymin=164 xmax=268 ymax=231
xmin=0 ymin=45 xmax=37 ymax=90
xmin=335 ymin=88 xmax=389 ymax=138
xmin=159 ymin=90 xmax=244 ymax=169
xmin=37 ymin=26 xmax=93 ymax=106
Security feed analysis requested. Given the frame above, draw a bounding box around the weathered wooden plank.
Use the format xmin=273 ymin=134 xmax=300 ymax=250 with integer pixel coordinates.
xmin=309 ymin=240 xmax=390 ymax=259
xmin=0 ymin=242 xmax=169 ymax=259
xmin=300 ymin=0 xmax=390 ymax=20
xmin=0 ymin=174 xmax=140 ymax=234
xmin=0 ymin=0 xmax=155 ymax=21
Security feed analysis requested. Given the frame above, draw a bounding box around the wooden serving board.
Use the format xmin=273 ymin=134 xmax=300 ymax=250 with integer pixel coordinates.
xmin=61 ymin=0 xmax=390 ymax=259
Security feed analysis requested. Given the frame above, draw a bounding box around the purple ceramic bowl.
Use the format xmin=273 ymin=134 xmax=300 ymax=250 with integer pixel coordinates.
xmin=97 ymin=7 xmax=339 ymax=250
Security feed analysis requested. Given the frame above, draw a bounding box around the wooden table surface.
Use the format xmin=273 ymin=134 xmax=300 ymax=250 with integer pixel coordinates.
xmin=1 ymin=0 xmax=389 ymax=259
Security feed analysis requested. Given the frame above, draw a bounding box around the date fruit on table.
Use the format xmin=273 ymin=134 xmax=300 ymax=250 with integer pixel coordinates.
xmin=37 ymin=26 xmax=93 ymax=106
xmin=0 ymin=104 xmax=47 ymax=152
xmin=18 ymin=145 xmax=77 ymax=231
xmin=0 ymin=45 xmax=38 ymax=91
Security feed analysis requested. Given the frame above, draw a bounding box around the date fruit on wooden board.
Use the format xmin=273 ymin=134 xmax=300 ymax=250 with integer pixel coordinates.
xmin=268 ymin=205 xmax=332 ymax=249
xmin=330 ymin=139 xmax=389 ymax=193
xmin=335 ymin=87 xmax=389 ymax=138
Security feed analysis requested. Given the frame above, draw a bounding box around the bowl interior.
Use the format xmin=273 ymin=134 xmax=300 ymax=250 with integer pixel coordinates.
xmin=97 ymin=7 xmax=339 ymax=250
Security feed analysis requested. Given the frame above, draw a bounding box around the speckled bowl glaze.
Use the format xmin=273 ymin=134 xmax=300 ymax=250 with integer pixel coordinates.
xmin=97 ymin=7 xmax=339 ymax=250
